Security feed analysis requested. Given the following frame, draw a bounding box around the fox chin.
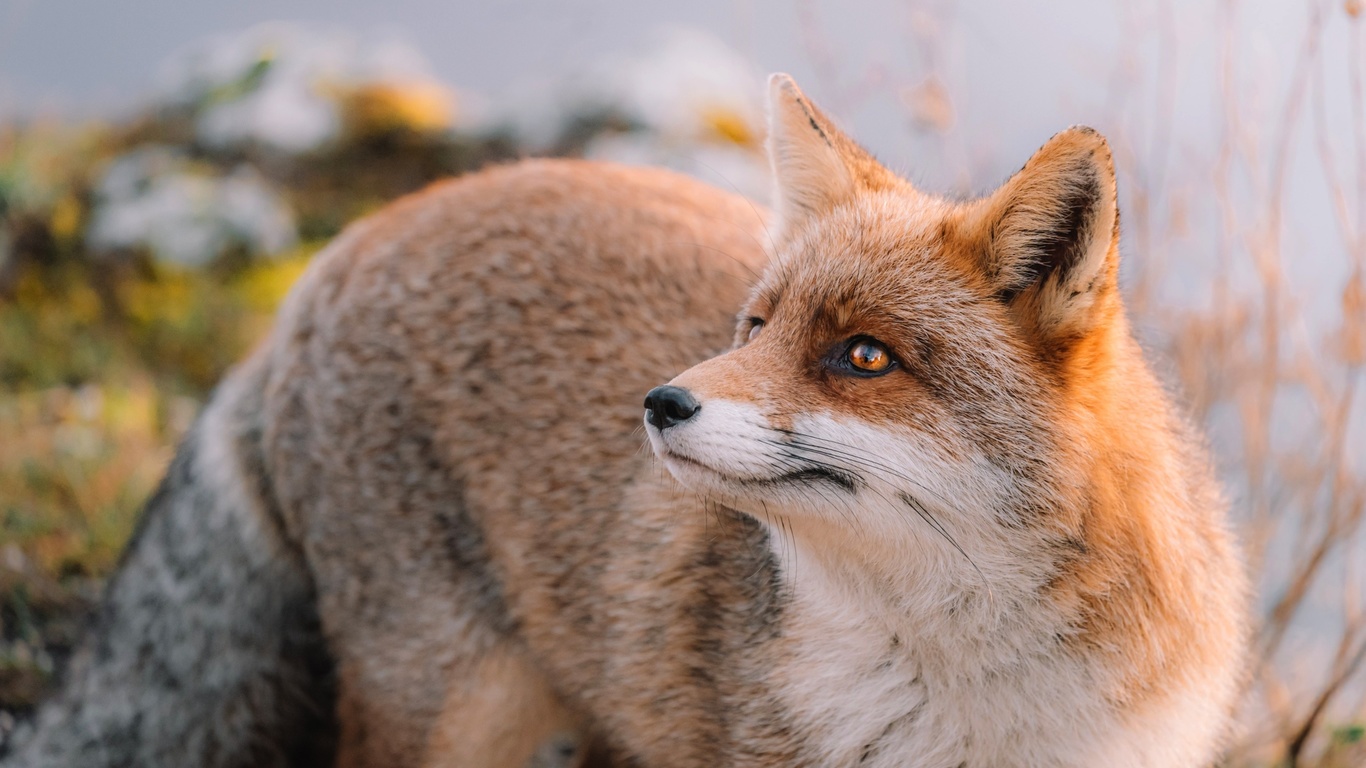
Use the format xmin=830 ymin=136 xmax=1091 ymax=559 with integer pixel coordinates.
xmin=5 ymin=74 xmax=1248 ymax=768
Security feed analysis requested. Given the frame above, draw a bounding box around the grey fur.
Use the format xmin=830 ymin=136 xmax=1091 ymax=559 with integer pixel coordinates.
xmin=3 ymin=368 xmax=337 ymax=768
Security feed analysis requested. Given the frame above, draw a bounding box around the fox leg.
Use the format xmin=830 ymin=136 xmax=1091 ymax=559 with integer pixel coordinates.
xmin=420 ymin=644 xmax=587 ymax=768
xmin=1 ymin=369 xmax=337 ymax=768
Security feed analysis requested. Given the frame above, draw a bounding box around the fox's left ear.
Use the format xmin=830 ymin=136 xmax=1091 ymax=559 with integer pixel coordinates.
xmin=962 ymin=126 xmax=1120 ymax=343
xmin=766 ymin=73 xmax=900 ymax=237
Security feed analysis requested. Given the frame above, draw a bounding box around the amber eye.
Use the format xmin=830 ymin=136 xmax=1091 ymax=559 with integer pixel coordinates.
xmin=846 ymin=339 xmax=893 ymax=373
xmin=747 ymin=319 xmax=764 ymax=342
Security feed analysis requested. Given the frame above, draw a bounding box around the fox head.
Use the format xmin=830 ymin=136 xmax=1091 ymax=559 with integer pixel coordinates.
xmin=645 ymin=73 xmax=1131 ymax=594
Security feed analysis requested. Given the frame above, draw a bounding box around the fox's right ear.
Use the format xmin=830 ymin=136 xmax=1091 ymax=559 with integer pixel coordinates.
xmin=766 ymin=74 xmax=898 ymax=237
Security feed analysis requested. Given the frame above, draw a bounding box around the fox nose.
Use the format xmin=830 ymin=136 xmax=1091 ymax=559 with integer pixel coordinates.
xmin=644 ymin=385 xmax=700 ymax=431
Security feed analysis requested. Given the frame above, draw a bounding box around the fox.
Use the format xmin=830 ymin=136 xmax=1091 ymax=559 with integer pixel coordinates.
xmin=4 ymin=74 xmax=1248 ymax=768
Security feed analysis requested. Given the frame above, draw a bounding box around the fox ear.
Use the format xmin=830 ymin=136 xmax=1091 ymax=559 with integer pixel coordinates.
xmin=967 ymin=126 xmax=1120 ymax=342
xmin=766 ymin=73 xmax=898 ymax=235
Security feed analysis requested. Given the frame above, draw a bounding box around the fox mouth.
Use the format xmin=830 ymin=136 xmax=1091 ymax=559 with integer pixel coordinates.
xmin=659 ymin=448 xmax=860 ymax=494
xmin=746 ymin=465 xmax=859 ymax=492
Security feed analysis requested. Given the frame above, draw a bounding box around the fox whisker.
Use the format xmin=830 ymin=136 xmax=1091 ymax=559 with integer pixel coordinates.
xmin=899 ymin=492 xmax=994 ymax=603
xmin=757 ymin=433 xmax=990 ymax=594
xmin=766 ymin=428 xmax=953 ymax=508
xmin=686 ymin=158 xmax=779 ymax=256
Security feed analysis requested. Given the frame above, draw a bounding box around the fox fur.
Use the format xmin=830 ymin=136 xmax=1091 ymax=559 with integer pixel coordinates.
xmin=3 ymin=74 xmax=1248 ymax=768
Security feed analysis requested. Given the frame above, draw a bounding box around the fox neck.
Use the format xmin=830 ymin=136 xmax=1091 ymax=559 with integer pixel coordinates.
xmin=762 ymin=500 xmax=1067 ymax=655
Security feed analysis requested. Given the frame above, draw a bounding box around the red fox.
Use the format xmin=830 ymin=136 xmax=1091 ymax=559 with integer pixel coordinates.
xmin=5 ymin=74 xmax=1248 ymax=767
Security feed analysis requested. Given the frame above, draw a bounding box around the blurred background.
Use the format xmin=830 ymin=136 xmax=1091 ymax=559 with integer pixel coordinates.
xmin=0 ymin=0 xmax=1363 ymax=765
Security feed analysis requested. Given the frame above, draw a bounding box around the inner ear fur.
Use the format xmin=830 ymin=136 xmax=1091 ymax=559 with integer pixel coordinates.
xmin=959 ymin=126 xmax=1120 ymax=341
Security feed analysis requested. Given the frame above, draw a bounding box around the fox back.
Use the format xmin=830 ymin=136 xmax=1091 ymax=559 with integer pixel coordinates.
xmin=5 ymin=75 xmax=1247 ymax=768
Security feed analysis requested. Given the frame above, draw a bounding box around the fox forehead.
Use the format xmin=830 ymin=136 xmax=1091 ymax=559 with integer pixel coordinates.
xmin=749 ymin=193 xmax=985 ymax=327
xmin=688 ymin=191 xmax=1063 ymax=473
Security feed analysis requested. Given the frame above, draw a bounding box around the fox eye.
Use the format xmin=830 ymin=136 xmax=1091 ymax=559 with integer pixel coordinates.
xmin=747 ymin=318 xmax=764 ymax=342
xmin=845 ymin=339 xmax=894 ymax=374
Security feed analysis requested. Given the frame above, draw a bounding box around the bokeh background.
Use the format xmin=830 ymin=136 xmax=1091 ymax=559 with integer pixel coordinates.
xmin=1 ymin=1 xmax=1364 ymax=765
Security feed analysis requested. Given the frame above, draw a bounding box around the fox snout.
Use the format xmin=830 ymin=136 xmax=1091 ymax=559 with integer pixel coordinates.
xmin=643 ymin=385 xmax=700 ymax=431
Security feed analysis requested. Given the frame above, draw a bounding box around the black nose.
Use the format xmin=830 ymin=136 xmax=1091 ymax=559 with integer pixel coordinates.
xmin=644 ymin=385 xmax=700 ymax=431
